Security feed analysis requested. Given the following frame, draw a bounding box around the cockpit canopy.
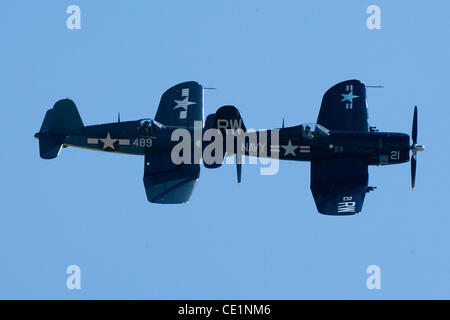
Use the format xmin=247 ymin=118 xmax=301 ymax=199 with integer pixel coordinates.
xmin=138 ymin=118 xmax=164 ymax=135
xmin=300 ymin=123 xmax=330 ymax=139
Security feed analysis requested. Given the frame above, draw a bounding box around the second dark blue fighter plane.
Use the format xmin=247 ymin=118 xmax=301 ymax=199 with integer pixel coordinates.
xmin=35 ymin=81 xmax=205 ymax=204
xmin=209 ymin=80 xmax=425 ymax=215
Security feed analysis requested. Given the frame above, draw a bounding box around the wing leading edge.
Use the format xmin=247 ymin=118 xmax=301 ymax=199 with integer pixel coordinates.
xmin=143 ymin=153 xmax=200 ymax=204
xmin=143 ymin=81 xmax=203 ymax=204
xmin=154 ymin=81 xmax=203 ymax=128
xmin=317 ymin=79 xmax=368 ymax=132
xmin=310 ymin=158 xmax=368 ymax=215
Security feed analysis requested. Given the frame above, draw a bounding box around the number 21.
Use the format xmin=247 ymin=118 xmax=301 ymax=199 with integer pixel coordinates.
xmin=390 ymin=150 xmax=400 ymax=160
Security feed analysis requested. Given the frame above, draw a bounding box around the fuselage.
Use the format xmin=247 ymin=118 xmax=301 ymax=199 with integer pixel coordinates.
xmin=62 ymin=120 xmax=186 ymax=156
xmin=238 ymin=124 xmax=410 ymax=166
xmin=52 ymin=120 xmax=410 ymax=168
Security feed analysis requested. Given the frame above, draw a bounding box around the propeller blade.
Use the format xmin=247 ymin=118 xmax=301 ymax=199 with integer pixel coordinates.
xmin=411 ymin=152 xmax=416 ymax=190
xmin=412 ymin=105 xmax=417 ymax=145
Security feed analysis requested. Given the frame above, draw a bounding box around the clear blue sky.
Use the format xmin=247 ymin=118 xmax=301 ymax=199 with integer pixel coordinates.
xmin=1 ymin=0 xmax=449 ymax=299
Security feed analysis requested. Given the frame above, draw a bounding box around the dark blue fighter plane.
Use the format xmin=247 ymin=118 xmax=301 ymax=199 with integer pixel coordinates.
xmin=35 ymin=81 xmax=205 ymax=204
xmin=209 ymin=80 xmax=425 ymax=215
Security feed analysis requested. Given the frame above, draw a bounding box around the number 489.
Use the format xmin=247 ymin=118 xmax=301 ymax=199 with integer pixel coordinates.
xmin=133 ymin=138 xmax=152 ymax=147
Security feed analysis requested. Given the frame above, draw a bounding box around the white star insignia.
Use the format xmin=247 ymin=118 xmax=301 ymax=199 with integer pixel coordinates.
xmin=341 ymin=92 xmax=359 ymax=103
xmin=100 ymin=132 xmax=117 ymax=150
xmin=281 ymin=139 xmax=298 ymax=156
xmin=173 ymin=96 xmax=196 ymax=111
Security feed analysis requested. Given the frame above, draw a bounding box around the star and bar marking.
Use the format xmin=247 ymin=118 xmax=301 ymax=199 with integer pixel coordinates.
xmin=341 ymin=84 xmax=359 ymax=109
xmin=279 ymin=139 xmax=310 ymax=157
xmin=173 ymin=88 xmax=196 ymax=119
xmin=87 ymin=132 xmax=130 ymax=151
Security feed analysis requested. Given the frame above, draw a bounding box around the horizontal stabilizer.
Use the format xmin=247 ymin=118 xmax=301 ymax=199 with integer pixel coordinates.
xmin=39 ymin=132 xmax=66 ymax=159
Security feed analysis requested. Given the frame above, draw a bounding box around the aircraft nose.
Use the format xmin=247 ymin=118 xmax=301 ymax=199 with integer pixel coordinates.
xmin=414 ymin=144 xmax=425 ymax=152
xmin=399 ymin=133 xmax=410 ymax=148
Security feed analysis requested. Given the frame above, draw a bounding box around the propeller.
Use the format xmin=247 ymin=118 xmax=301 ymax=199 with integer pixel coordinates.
xmin=410 ymin=106 xmax=424 ymax=190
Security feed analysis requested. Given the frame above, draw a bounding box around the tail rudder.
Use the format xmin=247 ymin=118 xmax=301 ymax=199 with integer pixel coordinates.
xmin=202 ymin=113 xmax=223 ymax=169
xmin=203 ymin=105 xmax=246 ymax=184
xmin=35 ymin=108 xmax=66 ymax=159
xmin=215 ymin=105 xmax=246 ymax=134
xmin=215 ymin=105 xmax=246 ymax=184
xmin=35 ymin=99 xmax=84 ymax=159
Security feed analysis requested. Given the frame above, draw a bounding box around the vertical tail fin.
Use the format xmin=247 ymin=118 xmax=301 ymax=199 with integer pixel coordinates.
xmin=202 ymin=105 xmax=247 ymax=184
xmin=202 ymin=113 xmax=224 ymax=169
xmin=215 ymin=105 xmax=246 ymax=134
xmin=35 ymin=99 xmax=84 ymax=159
xmin=215 ymin=105 xmax=246 ymax=184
